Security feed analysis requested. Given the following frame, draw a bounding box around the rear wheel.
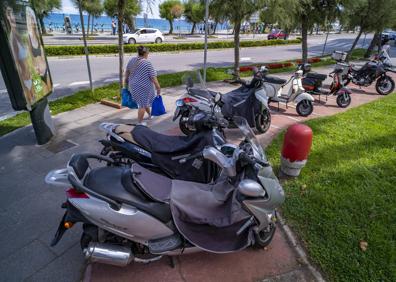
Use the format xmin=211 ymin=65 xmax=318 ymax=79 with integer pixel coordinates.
xmin=255 ymin=108 xmax=271 ymax=134
xmin=179 ymin=111 xmax=194 ymax=135
xmin=336 ymin=93 xmax=351 ymax=108
xmin=155 ymin=37 xmax=162 ymax=44
xmin=128 ymin=38 xmax=136 ymax=44
xmin=375 ymin=75 xmax=395 ymax=95
xmin=296 ymin=100 xmax=313 ymax=117
xmin=80 ymin=224 xmax=98 ymax=251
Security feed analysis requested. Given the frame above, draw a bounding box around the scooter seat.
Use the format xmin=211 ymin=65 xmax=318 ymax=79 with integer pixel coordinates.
xmin=306 ymin=72 xmax=327 ymax=81
xmin=263 ymin=75 xmax=287 ymax=85
xmin=84 ymin=166 xmax=172 ymax=223
xmin=114 ymin=124 xmax=136 ymax=143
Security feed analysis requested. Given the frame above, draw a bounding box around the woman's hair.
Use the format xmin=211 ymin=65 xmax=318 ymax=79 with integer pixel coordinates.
xmin=137 ymin=45 xmax=149 ymax=56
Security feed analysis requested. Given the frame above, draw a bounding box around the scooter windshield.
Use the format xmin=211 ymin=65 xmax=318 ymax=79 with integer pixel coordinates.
xmin=233 ymin=116 xmax=265 ymax=160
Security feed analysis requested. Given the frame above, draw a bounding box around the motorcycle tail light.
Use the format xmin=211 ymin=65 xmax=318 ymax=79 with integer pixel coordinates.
xmin=66 ymin=188 xmax=89 ymax=199
xmin=183 ymin=97 xmax=197 ymax=104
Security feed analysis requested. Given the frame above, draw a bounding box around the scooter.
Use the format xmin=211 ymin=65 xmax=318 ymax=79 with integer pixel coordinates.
xmin=98 ymin=107 xmax=227 ymax=183
xmin=260 ymin=67 xmax=315 ymax=116
xmin=45 ymin=116 xmax=284 ymax=267
xmin=173 ymin=70 xmax=271 ymax=135
xmin=334 ymin=47 xmax=396 ymax=95
xmin=297 ymin=63 xmax=352 ymax=108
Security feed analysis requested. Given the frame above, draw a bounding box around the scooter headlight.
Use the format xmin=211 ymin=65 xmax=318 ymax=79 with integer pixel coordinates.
xmin=176 ymin=99 xmax=185 ymax=107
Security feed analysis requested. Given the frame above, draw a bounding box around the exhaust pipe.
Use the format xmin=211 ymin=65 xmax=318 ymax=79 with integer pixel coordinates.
xmin=84 ymin=243 xmax=133 ymax=267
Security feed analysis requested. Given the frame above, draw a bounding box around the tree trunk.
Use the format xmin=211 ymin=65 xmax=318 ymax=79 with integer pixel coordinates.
xmin=38 ymin=15 xmax=47 ymax=34
xmin=169 ymin=20 xmax=173 ymax=34
xmin=262 ymin=23 xmax=267 ymax=33
xmin=191 ymin=22 xmax=196 ymax=34
xmin=233 ymin=20 xmax=241 ymax=78
xmin=91 ymin=16 xmax=94 ymax=34
xmin=347 ymin=28 xmax=363 ymax=60
xmin=301 ymin=15 xmax=308 ymax=63
xmin=87 ymin=14 xmax=90 ymax=36
xmin=365 ymin=31 xmax=380 ymax=58
xmin=118 ymin=0 xmax=125 ymax=93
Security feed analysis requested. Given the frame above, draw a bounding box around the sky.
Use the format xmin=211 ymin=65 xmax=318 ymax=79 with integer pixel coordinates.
xmin=59 ymin=0 xmax=163 ymax=18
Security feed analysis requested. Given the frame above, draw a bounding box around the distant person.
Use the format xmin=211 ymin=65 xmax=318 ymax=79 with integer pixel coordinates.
xmin=124 ymin=46 xmax=161 ymax=124
xmin=111 ymin=20 xmax=116 ymax=35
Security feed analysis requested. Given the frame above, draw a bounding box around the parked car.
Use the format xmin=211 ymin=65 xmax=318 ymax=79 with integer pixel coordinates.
xmin=381 ymin=29 xmax=396 ymax=41
xmin=123 ymin=28 xmax=164 ymax=44
xmin=267 ymin=30 xmax=288 ymax=40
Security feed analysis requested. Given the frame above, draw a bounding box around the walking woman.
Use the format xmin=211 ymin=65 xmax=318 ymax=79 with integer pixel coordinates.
xmin=124 ymin=46 xmax=161 ymax=124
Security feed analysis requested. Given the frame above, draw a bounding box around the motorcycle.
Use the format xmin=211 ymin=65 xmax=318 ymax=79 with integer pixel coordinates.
xmin=260 ymin=67 xmax=315 ymax=117
xmin=297 ymin=63 xmax=352 ymax=108
xmin=45 ymin=116 xmax=284 ymax=267
xmin=173 ymin=70 xmax=271 ymax=135
xmin=98 ymin=104 xmax=227 ymax=183
xmin=334 ymin=47 xmax=396 ymax=95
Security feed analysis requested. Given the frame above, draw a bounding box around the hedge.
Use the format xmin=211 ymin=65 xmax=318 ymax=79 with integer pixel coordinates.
xmin=44 ymin=39 xmax=301 ymax=56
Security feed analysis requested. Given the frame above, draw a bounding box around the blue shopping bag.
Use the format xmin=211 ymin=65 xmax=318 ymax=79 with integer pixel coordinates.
xmin=121 ymin=88 xmax=138 ymax=109
xmin=151 ymin=95 xmax=166 ymax=116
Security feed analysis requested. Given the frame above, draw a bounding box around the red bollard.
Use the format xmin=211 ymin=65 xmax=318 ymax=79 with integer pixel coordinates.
xmin=280 ymin=124 xmax=313 ymax=177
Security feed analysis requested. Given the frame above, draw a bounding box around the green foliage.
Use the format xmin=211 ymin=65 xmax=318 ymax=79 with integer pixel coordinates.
xmin=183 ymin=0 xmax=205 ymax=33
xmin=44 ymin=39 xmax=301 ymax=56
xmin=159 ymin=0 xmax=184 ymax=33
xmin=266 ymin=93 xmax=396 ymax=281
xmin=30 ymin=0 xmax=61 ymax=33
xmin=103 ymin=0 xmax=140 ymax=18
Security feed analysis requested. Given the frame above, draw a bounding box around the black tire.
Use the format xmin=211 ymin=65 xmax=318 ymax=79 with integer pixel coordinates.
xmin=128 ymin=38 xmax=136 ymax=44
xmin=375 ymin=75 xmax=395 ymax=95
xmin=179 ymin=111 xmax=194 ymax=135
xmin=254 ymin=223 xmax=276 ymax=248
xmin=296 ymin=100 xmax=313 ymax=117
xmin=255 ymin=108 xmax=271 ymax=134
xmin=155 ymin=37 xmax=162 ymax=44
xmin=336 ymin=93 xmax=351 ymax=108
xmin=80 ymin=224 xmax=98 ymax=250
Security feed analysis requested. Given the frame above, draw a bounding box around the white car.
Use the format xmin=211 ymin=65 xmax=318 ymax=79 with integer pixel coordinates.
xmin=123 ymin=28 xmax=164 ymax=44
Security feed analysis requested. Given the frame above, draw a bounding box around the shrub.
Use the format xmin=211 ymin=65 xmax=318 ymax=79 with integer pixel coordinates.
xmin=44 ymin=39 xmax=301 ymax=56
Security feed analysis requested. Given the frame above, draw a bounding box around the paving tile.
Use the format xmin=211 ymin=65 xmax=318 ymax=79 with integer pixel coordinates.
xmin=25 ymin=243 xmax=85 ymax=282
xmin=0 ymin=240 xmax=56 ymax=282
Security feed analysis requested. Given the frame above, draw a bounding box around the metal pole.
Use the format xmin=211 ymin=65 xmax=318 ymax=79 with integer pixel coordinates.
xmin=203 ymin=0 xmax=209 ymax=85
xmin=78 ymin=0 xmax=94 ymax=94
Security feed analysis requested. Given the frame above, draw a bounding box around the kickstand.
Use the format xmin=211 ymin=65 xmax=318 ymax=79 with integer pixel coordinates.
xmin=167 ymin=256 xmax=176 ymax=268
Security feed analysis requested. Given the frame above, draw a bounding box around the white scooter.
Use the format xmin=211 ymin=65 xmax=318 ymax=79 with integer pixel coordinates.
xmin=261 ymin=67 xmax=315 ymax=117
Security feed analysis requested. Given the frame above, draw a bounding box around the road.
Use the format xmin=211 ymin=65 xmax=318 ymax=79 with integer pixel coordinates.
xmin=0 ymin=33 xmax=380 ymax=118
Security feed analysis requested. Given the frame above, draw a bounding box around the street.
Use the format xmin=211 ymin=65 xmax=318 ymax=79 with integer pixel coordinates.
xmin=0 ymin=33 xmax=378 ymax=118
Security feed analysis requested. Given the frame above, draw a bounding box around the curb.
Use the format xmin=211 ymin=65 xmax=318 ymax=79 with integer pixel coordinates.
xmin=277 ymin=212 xmax=326 ymax=282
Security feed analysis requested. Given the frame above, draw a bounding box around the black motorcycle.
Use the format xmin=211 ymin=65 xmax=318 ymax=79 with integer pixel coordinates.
xmin=337 ymin=48 xmax=395 ymax=95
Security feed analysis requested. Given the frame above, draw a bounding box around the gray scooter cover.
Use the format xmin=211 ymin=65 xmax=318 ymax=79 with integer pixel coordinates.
xmin=170 ymin=178 xmax=254 ymax=253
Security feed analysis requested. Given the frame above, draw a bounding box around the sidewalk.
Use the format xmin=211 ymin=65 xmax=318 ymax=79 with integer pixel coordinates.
xmin=0 ymin=66 xmax=389 ymax=281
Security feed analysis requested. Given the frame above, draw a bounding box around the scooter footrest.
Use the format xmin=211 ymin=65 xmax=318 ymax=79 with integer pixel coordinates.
xmin=148 ymin=234 xmax=182 ymax=254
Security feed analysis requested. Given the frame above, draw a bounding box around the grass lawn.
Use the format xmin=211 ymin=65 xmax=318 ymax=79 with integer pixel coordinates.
xmin=266 ymin=93 xmax=396 ymax=281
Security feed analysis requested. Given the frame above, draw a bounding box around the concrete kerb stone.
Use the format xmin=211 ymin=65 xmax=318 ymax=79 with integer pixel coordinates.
xmin=277 ymin=213 xmax=326 ymax=282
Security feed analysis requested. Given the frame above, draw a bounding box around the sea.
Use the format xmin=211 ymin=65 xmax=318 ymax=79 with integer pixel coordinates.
xmin=43 ymin=12 xmax=228 ymax=33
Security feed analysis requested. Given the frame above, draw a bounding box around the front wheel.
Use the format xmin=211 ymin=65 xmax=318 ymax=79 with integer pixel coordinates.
xmin=179 ymin=111 xmax=194 ymax=135
xmin=336 ymin=93 xmax=351 ymax=108
xmin=155 ymin=37 xmax=163 ymax=44
xmin=254 ymin=223 xmax=276 ymax=248
xmin=375 ymin=75 xmax=395 ymax=95
xmin=255 ymin=108 xmax=271 ymax=134
xmin=128 ymin=38 xmax=136 ymax=44
xmin=296 ymin=100 xmax=313 ymax=117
